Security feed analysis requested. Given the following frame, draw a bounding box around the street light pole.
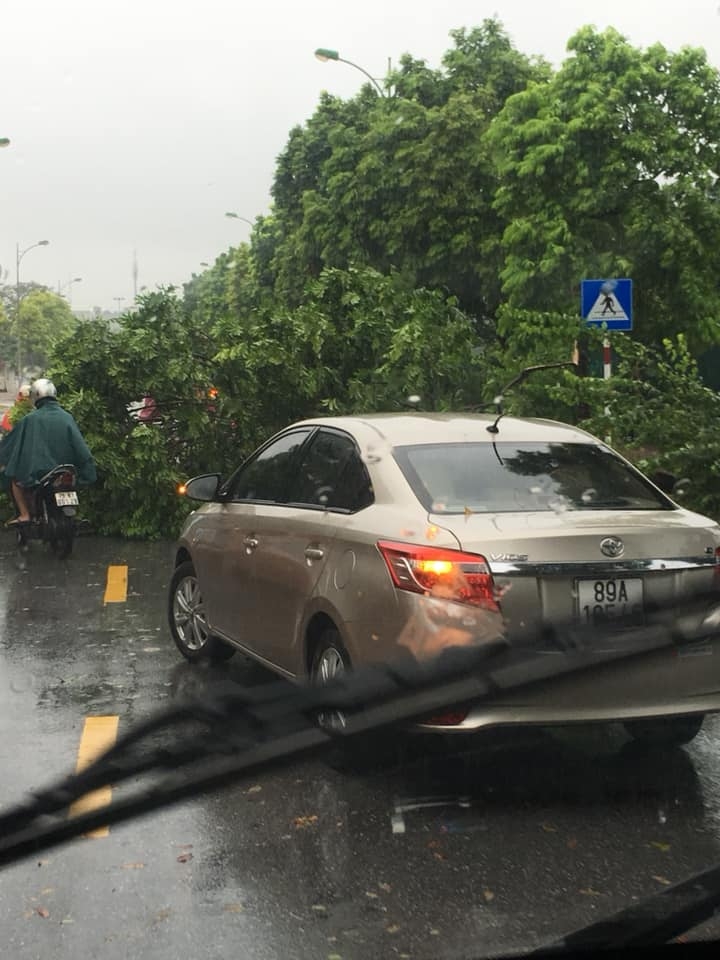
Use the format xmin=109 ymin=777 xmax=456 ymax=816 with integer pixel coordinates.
xmin=224 ymin=212 xmax=254 ymax=227
xmin=314 ymin=48 xmax=386 ymax=97
xmin=57 ymin=276 xmax=83 ymax=305
xmin=15 ymin=239 xmax=50 ymax=385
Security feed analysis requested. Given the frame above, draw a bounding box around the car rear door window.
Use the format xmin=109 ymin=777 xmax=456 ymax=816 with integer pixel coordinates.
xmin=291 ymin=429 xmax=373 ymax=512
xmin=230 ymin=429 xmax=312 ymax=503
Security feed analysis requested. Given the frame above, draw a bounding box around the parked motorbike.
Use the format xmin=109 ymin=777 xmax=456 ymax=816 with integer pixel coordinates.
xmin=13 ymin=464 xmax=88 ymax=558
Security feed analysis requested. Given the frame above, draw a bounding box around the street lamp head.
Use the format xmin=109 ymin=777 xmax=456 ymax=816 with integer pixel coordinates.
xmin=315 ymin=48 xmax=339 ymax=62
xmin=313 ymin=48 xmax=386 ymax=97
xmin=38 ymin=240 xmax=50 ymax=247
xmin=73 ymin=276 xmax=82 ymax=283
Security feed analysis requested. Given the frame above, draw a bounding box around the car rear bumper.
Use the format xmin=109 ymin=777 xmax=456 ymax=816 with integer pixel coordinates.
xmin=415 ymin=635 xmax=720 ymax=732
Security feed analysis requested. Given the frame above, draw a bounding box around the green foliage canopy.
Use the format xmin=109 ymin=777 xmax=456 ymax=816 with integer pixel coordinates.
xmin=17 ymin=18 xmax=720 ymax=537
xmin=489 ymin=27 xmax=720 ymax=351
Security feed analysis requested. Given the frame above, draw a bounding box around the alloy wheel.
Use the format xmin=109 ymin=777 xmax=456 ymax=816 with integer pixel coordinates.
xmin=173 ymin=575 xmax=209 ymax=652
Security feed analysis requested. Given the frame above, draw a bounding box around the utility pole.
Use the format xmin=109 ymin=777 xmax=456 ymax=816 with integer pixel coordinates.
xmin=15 ymin=240 xmax=50 ymax=385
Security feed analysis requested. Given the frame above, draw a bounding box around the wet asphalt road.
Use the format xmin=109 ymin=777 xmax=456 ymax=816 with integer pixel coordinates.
xmin=2 ymin=536 xmax=720 ymax=959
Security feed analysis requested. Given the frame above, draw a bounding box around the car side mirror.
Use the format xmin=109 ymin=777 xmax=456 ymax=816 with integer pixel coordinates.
xmin=181 ymin=474 xmax=222 ymax=502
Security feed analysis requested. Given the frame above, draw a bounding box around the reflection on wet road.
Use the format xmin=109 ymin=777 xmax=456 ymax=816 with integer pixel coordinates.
xmin=1 ymin=536 xmax=720 ymax=958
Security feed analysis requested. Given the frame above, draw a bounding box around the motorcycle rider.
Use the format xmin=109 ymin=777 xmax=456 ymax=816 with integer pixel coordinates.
xmin=0 ymin=383 xmax=32 ymax=434
xmin=0 ymin=379 xmax=96 ymax=524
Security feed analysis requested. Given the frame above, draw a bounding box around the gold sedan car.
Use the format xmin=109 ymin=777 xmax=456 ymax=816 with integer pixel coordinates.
xmin=168 ymin=414 xmax=720 ymax=746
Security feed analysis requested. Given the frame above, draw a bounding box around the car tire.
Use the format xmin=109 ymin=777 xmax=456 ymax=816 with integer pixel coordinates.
xmin=169 ymin=560 xmax=235 ymax=663
xmin=310 ymin=628 xmax=401 ymax=773
xmin=311 ymin=629 xmax=349 ymax=681
xmin=623 ymin=713 xmax=704 ymax=748
xmin=310 ymin=629 xmax=351 ymax=732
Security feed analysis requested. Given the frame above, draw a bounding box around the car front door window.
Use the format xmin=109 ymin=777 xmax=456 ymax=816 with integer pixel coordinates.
xmin=230 ymin=429 xmax=312 ymax=503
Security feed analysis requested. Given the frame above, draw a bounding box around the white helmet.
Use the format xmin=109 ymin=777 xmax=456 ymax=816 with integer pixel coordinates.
xmin=30 ymin=378 xmax=57 ymax=405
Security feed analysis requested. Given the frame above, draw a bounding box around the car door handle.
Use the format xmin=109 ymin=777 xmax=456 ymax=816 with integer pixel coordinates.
xmin=304 ymin=547 xmax=324 ymax=560
xmin=243 ymin=536 xmax=259 ymax=549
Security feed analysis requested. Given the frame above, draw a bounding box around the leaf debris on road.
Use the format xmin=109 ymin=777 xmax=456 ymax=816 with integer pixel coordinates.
xmin=223 ymin=902 xmax=245 ymax=913
xmin=292 ymin=814 xmax=319 ymax=829
xmin=650 ymin=841 xmax=671 ymax=852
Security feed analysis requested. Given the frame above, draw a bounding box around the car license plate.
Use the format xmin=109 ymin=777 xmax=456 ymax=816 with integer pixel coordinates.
xmin=54 ymin=491 xmax=79 ymax=506
xmin=576 ymin=577 xmax=644 ymax=627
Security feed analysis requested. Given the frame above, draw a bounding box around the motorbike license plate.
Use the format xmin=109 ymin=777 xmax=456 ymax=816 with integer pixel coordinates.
xmin=54 ymin=491 xmax=79 ymax=506
xmin=576 ymin=578 xmax=644 ymax=627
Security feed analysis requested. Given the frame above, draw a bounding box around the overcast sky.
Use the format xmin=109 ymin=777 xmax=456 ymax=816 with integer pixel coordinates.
xmin=1 ymin=0 xmax=719 ymax=311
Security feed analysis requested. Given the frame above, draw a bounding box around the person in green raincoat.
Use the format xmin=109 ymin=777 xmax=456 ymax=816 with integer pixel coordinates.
xmin=0 ymin=378 xmax=96 ymax=524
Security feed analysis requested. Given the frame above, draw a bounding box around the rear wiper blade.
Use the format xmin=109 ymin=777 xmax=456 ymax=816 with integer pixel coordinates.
xmin=532 ymin=859 xmax=720 ymax=953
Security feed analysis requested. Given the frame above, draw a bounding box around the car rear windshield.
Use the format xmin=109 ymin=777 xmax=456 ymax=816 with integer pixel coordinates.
xmin=393 ymin=441 xmax=674 ymax=514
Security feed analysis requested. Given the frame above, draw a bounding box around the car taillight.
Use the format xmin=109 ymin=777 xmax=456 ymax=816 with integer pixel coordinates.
xmin=377 ymin=540 xmax=498 ymax=610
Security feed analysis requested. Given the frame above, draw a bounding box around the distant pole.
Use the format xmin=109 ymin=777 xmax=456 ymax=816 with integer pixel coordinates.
xmin=603 ymin=337 xmax=612 ymax=438
xmin=15 ymin=240 xmax=50 ymax=385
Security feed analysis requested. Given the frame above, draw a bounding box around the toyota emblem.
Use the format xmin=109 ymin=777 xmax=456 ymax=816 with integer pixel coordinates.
xmin=600 ymin=536 xmax=624 ymax=558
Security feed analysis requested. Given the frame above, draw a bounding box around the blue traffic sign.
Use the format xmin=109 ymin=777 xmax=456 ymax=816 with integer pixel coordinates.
xmin=581 ymin=279 xmax=633 ymax=331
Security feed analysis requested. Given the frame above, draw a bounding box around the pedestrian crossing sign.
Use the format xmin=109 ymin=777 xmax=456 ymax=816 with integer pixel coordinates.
xmin=581 ymin=279 xmax=633 ymax=331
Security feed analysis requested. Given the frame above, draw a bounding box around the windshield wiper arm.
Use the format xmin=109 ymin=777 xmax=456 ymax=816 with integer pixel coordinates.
xmin=533 ymin=860 xmax=720 ymax=952
xmin=0 ymin=590 xmax=718 ymax=869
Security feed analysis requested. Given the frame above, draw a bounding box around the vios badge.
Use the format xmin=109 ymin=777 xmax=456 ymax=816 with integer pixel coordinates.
xmin=600 ymin=536 xmax=624 ymax=558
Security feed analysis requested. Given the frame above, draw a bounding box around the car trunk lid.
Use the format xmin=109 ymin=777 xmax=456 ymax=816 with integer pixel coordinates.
xmin=432 ymin=509 xmax=720 ymax=647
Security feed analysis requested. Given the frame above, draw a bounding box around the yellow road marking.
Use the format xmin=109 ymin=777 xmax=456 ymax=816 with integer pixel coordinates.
xmin=104 ymin=564 xmax=128 ymax=604
xmin=68 ymin=715 xmax=119 ymax=838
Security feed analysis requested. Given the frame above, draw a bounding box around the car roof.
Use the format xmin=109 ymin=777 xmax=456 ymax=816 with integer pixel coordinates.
xmin=290 ymin=413 xmax=600 ymax=446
